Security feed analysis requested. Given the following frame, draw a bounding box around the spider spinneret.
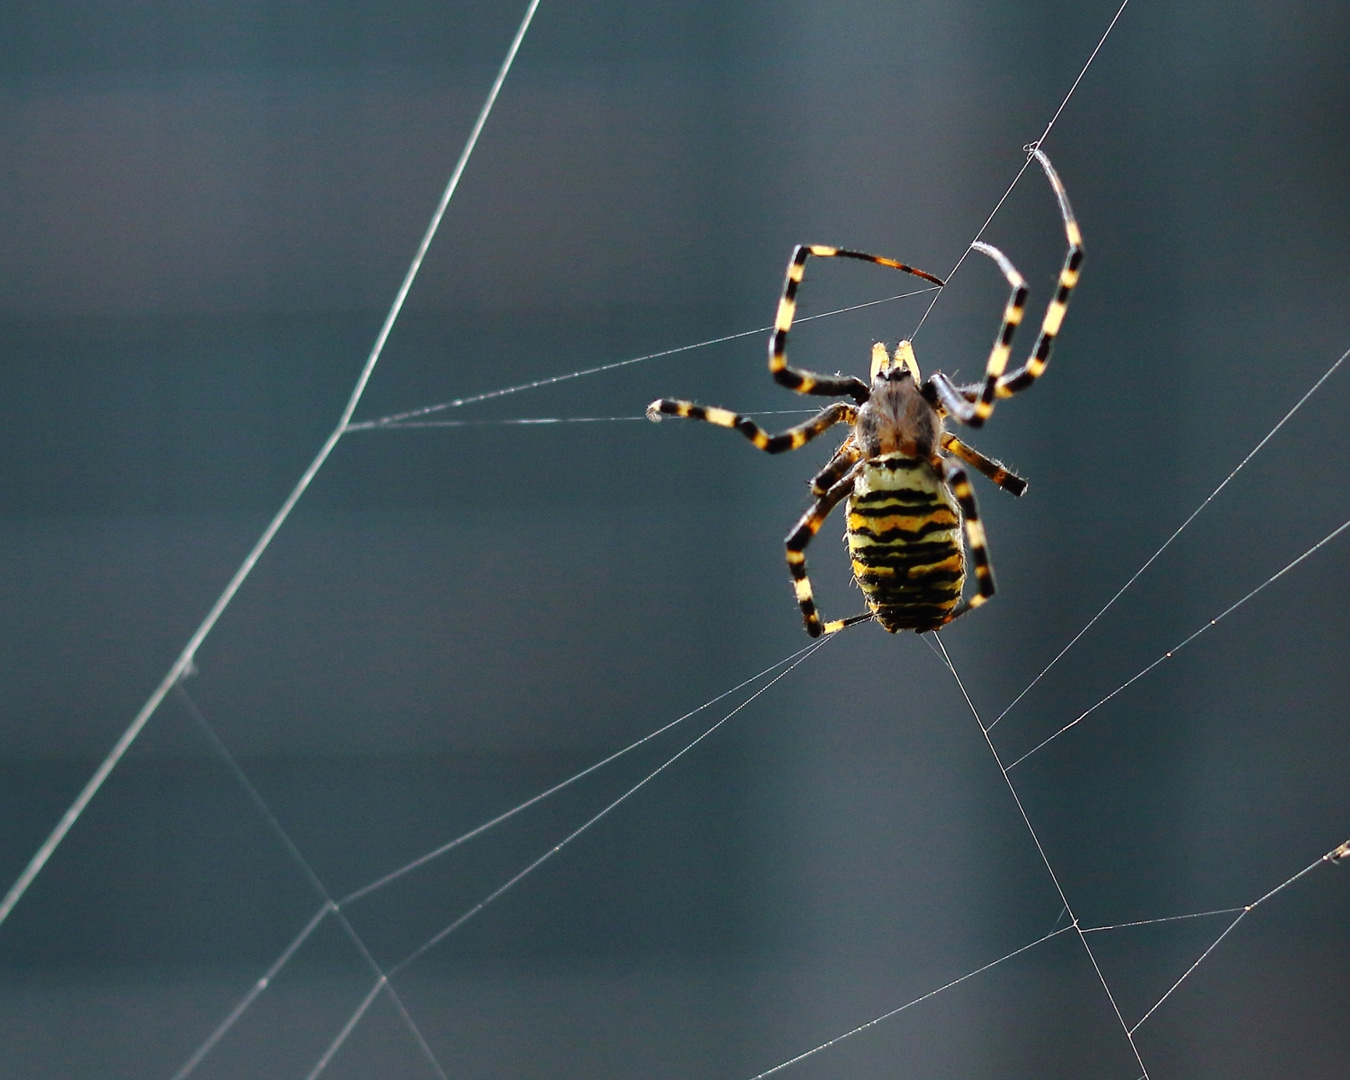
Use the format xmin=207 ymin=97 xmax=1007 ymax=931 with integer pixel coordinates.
xmin=648 ymin=148 xmax=1081 ymax=637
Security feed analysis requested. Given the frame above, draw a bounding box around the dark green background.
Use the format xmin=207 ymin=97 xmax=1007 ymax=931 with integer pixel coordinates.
xmin=2 ymin=1 xmax=1348 ymax=1077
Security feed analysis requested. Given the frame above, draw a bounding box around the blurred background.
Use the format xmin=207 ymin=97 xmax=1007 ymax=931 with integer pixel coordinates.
xmin=2 ymin=1 xmax=1349 ymax=1077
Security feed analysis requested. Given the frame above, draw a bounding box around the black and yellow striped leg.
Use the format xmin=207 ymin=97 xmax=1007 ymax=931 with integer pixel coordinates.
xmin=940 ymin=433 xmax=1028 ymax=497
xmin=646 ymin=399 xmax=857 ymax=454
xmin=770 ymin=245 xmax=945 ymax=404
xmin=965 ymin=240 xmax=1029 ymax=427
xmin=996 ymin=148 xmax=1083 ymax=399
xmin=785 ymin=465 xmax=865 ymax=637
xmin=809 ymin=438 xmax=861 ymax=496
xmin=938 ymin=459 xmax=995 ymax=625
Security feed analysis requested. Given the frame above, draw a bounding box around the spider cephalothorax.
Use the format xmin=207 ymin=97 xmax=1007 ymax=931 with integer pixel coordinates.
xmin=854 ymin=342 xmax=941 ymax=460
xmin=648 ymin=148 xmax=1081 ymax=636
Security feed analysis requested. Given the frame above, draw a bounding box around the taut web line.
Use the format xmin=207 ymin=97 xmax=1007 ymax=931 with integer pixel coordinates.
xmin=742 ymin=925 xmax=1078 ymax=1080
xmin=345 ymin=407 xmax=821 ymax=432
xmin=0 ymin=0 xmax=544 ymax=931
xmin=1080 ymin=907 xmax=1247 ymax=933
xmin=345 ymin=286 xmax=939 ymax=431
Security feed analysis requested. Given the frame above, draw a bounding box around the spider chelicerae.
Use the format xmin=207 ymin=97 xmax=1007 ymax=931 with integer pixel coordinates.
xmin=648 ymin=148 xmax=1081 ymax=636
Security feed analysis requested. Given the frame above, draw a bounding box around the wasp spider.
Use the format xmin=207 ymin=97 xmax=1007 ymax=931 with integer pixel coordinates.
xmin=648 ymin=149 xmax=1082 ymax=637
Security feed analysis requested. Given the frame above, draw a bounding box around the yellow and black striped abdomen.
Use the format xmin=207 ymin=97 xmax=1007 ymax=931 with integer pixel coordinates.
xmin=846 ymin=456 xmax=965 ymax=632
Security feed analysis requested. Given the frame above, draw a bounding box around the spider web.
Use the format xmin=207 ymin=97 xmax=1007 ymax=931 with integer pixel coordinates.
xmin=2 ymin=1 xmax=1349 ymax=1078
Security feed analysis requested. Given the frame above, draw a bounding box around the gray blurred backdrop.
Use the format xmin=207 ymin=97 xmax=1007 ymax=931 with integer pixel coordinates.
xmin=2 ymin=1 xmax=1349 ymax=1077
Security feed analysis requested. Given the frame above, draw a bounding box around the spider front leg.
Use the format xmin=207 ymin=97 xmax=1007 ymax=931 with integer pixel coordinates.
xmin=770 ymin=245 xmax=944 ymax=403
xmin=965 ymin=239 xmax=1029 ymax=426
xmin=646 ymin=399 xmax=857 ymax=454
xmin=941 ymin=149 xmax=1082 ymax=428
xmin=997 ymin=148 xmax=1083 ymax=399
xmin=964 ymin=148 xmax=1083 ymax=423
xmin=785 ymin=464 xmax=871 ymax=637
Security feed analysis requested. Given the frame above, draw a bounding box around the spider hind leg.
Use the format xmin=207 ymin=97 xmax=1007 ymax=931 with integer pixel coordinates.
xmin=936 ymin=458 xmax=996 ymax=625
xmin=785 ymin=466 xmax=867 ymax=637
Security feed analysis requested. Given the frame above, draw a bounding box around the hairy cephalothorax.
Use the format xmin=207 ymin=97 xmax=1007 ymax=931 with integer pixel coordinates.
xmin=853 ymin=352 xmax=942 ymax=460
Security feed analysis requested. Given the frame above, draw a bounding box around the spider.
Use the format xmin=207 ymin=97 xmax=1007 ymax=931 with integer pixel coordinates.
xmin=648 ymin=148 xmax=1081 ymax=637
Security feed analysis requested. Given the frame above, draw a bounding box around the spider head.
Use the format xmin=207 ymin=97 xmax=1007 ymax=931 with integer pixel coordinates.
xmin=870 ymin=340 xmax=921 ymax=383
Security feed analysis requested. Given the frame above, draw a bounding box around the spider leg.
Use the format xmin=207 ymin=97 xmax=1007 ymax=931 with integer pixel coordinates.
xmin=940 ymin=433 xmax=1028 ymax=496
xmin=785 ymin=464 xmax=869 ymax=637
xmin=771 ymin=245 xmax=944 ymax=404
xmin=994 ymin=148 xmax=1083 ymax=400
xmin=964 ymin=240 xmax=1029 ymax=426
xmin=646 ymin=399 xmax=856 ymax=454
xmin=809 ymin=437 xmax=861 ymax=496
xmin=931 ymin=458 xmax=995 ymax=627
